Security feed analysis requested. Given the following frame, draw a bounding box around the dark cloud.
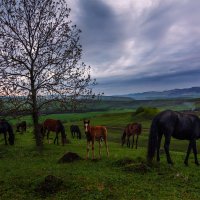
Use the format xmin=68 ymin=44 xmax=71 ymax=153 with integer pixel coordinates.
xmin=95 ymin=68 xmax=200 ymax=95
xmin=68 ymin=0 xmax=200 ymax=95
xmin=73 ymin=0 xmax=125 ymax=64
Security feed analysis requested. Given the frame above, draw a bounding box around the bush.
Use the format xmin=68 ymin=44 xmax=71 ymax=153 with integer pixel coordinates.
xmin=134 ymin=107 xmax=159 ymax=119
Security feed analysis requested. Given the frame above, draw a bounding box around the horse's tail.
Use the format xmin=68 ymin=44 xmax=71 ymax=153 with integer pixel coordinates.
xmin=42 ymin=122 xmax=47 ymax=137
xmin=7 ymin=123 xmax=15 ymax=145
xmin=121 ymin=129 xmax=127 ymax=146
xmin=135 ymin=123 xmax=142 ymax=135
xmin=59 ymin=121 xmax=67 ymax=145
xmin=147 ymin=116 xmax=159 ymax=163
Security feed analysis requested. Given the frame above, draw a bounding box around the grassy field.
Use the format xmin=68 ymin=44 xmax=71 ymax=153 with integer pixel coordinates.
xmin=1 ymin=110 xmax=200 ymax=200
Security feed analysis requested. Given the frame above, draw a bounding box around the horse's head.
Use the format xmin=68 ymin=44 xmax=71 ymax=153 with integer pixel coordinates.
xmin=83 ymin=120 xmax=90 ymax=133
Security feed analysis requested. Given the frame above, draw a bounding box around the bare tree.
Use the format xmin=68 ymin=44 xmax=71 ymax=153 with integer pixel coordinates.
xmin=0 ymin=0 xmax=95 ymax=149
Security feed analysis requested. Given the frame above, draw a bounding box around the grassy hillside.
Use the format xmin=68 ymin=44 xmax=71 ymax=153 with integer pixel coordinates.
xmin=1 ymin=111 xmax=200 ymax=199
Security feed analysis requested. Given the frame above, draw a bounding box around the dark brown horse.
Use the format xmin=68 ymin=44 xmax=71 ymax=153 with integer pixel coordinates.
xmin=121 ymin=123 xmax=142 ymax=149
xmin=83 ymin=120 xmax=109 ymax=159
xmin=43 ymin=119 xmax=67 ymax=145
xmin=16 ymin=121 xmax=27 ymax=134
xmin=0 ymin=119 xmax=15 ymax=145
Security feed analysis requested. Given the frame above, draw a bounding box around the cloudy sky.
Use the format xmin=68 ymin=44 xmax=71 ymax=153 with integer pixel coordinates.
xmin=67 ymin=0 xmax=200 ymax=95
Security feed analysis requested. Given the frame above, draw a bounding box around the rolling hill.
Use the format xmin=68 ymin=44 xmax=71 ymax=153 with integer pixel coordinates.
xmin=116 ymin=87 xmax=200 ymax=100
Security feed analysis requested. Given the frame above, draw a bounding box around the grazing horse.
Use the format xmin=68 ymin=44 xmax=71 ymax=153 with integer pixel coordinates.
xmin=121 ymin=123 xmax=142 ymax=149
xmin=0 ymin=119 xmax=15 ymax=145
xmin=83 ymin=120 xmax=109 ymax=159
xmin=70 ymin=125 xmax=81 ymax=139
xmin=43 ymin=119 xmax=67 ymax=145
xmin=147 ymin=110 xmax=200 ymax=165
xmin=16 ymin=121 xmax=27 ymax=134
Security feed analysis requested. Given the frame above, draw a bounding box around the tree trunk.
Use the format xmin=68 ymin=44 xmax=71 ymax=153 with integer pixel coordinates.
xmin=32 ymin=110 xmax=43 ymax=150
xmin=31 ymin=88 xmax=43 ymax=151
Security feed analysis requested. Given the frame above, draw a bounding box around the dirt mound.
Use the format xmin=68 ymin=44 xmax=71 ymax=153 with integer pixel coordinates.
xmin=35 ymin=175 xmax=63 ymax=197
xmin=124 ymin=162 xmax=152 ymax=174
xmin=113 ymin=157 xmax=151 ymax=174
xmin=58 ymin=152 xmax=82 ymax=163
xmin=113 ymin=158 xmax=135 ymax=167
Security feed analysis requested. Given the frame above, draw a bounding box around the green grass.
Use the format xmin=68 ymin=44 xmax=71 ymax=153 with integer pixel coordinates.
xmin=1 ymin=111 xmax=200 ymax=199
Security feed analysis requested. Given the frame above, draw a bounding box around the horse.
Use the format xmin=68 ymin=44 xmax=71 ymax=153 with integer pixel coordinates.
xmin=0 ymin=119 xmax=15 ymax=145
xmin=70 ymin=125 xmax=81 ymax=139
xmin=83 ymin=120 xmax=109 ymax=159
xmin=147 ymin=110 xmax=200 ymax=166
xmin=121 ymin=123 xmax=142 ymax=149
xmin=16 ymin=121 xmax=27 ymax=134
xmin=43 ymin=119 xmax=67 ymax=145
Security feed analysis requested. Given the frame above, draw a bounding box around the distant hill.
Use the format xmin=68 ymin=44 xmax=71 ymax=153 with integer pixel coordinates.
xmin=115 ymin=87 xmax=200 ymax=100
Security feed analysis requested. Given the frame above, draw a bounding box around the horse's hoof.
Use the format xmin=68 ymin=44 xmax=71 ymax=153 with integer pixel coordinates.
xmin=195 ymin=162 xmax=199 ymax=166
xmin=184 ymin=161 xmax=188 ymax=166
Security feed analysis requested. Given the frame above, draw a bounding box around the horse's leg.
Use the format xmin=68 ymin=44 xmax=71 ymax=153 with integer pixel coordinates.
xmin=184 ymin=140 xmax=193 ymax=166
xmin=157 ymin=133 xmax=163 ymax=162
xmin=192 ymin=140 xmax=199 ymax=165
xmin=86 ymin=141 xmax=90 ymax=159
xmin=127 ymin=136 xmax=130 ymax=148
xmin=164 ymin=134 xmax=173 ymax=164
xmin=135 ymin=134 xmax=139 ymax=149
xmin=92 ymin=138 xmax=95 ymax=159
xmin=99 ymin=140 xmax=102 ymax=159
xmin=4 ymin=133 xmax=8 ymax=145
xmin=47 ymin=130 xmax=50 ymax=144
xmin=105 ymin=139 xmax=109 ymax=157
xmin=131 ymin=135 xmax=135 ymax=148
xmin=54 ymin=132 xmax=59 ymax=145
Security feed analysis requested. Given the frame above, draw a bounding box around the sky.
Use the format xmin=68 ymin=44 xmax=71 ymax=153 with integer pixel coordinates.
xmin=67 ymin=0 xmax=200 ymax=95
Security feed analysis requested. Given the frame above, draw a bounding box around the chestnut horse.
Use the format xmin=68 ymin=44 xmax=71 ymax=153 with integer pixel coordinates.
xmin=43 ymin=119 xmax=67 ymax=145
xmin=121 ymin=123 xmax=142 ymax=149
xmin=83 ymin=120 xmax=109 ymax=159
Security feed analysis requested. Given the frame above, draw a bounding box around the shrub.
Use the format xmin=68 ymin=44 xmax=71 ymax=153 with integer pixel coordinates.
xmin=134 ymin=107 xmax=159 ymax=119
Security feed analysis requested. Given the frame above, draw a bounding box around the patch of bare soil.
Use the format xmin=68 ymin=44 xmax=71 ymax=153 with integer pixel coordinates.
xmin=124 ymin=162 xmax=152 ymax=174
xmin=35 ymin=175 xmax=64 ymax=197
xmin=113 ymin=158 xmax=135 ymax=167
xmin=58 ymin=152 xmax=82 ymax=163
xmin=113 ymin=157 xmax=152 ymax=174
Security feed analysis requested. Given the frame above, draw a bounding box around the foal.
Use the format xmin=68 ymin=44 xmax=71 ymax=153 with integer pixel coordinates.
xmin=83 ymin=120 xmax=109 ymax=159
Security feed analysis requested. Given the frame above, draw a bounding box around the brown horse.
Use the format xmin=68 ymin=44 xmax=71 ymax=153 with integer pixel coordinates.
xmin=121 ymin=123 xmax=142 ymax=149
xmin=16 ymin=121 xmax=27 ymax=134
xmin=83 ymin=120 xmax=109 ymax=159
xmin=43 ymin=119 xmax=67 ymax=145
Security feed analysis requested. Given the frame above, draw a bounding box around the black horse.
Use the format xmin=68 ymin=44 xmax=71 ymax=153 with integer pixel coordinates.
xmin=147 ymin=110 xmax=200 ymax=165
xmin=16 ymin=121 xmax=27 ymax=134
xmin=0 ymin=119 xmax=15 ymax=145
xmin=70 ymin=125 xmax=81 ymax=139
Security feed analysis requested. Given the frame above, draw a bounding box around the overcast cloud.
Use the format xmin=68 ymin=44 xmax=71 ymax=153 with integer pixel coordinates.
xmin=67 ymin=0 xmax=200 ymax=95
